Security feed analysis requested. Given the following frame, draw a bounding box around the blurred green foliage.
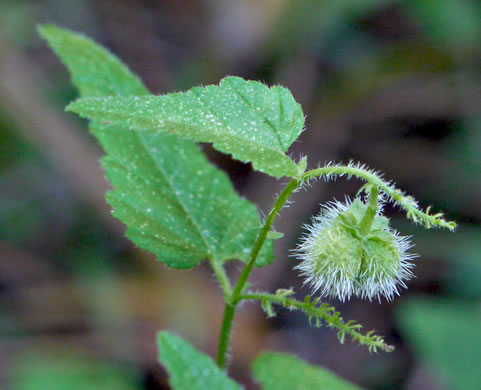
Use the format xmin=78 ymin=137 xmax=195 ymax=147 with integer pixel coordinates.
xmin=397 ymin=299 xmax=481 ymax=390
xmin=11 ymin=352 xmax=140 ymax=390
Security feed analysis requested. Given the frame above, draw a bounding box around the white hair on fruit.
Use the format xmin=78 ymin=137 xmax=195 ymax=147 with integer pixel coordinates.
xmin=293 ymin=197 xmax=417 ymax=302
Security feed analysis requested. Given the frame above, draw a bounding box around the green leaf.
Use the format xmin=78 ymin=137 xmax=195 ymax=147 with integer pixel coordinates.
xmin=397 ymin=299 xmax=481 ymax=390
xmin=38 ymin=24 xmax=272 ymax=268
xmin=252 ymin=352 xmax=361 ymax=390
xmin=66 ymin=76 xmax=304 ymax=178
xmin=157 ymin=332 xmax=242 ymax=390
xmin=101 ymin=132 xmax=272 ymax=268
xmin=37 ymin=24 xmax=147 ymax=97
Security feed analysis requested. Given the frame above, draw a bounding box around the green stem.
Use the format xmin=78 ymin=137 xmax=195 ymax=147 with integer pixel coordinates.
xmin=216 ymin=303 xmax=235 ymax=369
xmin=209 ymin=258 xmax=232 ymax=298
xmin=232 ymin=178 xmax=301 ymax=299
xmin=216 ymin=178 xmax=301 ymax=369
xmin=359 ymin=186 xmax=379 ymax=235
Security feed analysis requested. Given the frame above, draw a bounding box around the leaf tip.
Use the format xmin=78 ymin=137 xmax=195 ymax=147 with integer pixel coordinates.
xmin=65 ymin=98 xmax=88 ymax=114
xmin=156 ymin=330 xmax=175 ymax=352
xmin=37 ymin=23 xmax=65 ymax=42
xmin=36 ymin=23 xmax=54 ymax=36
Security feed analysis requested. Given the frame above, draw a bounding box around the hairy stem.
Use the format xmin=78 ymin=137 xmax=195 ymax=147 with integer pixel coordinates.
xmin=302 ymin=164 xmax=455 ymax=230
xmin=216 ymin=303 xmax=235 ymax=369
xmin=359 ymin=186 xmax=379 ymax=235
xmin=237 ymin=292 xmax=393 ymax=352
xmin=216 ymin=178 xmax=301 ymax=368
xmin=209 ymin=258 xmax=232 ymax=298
xmin=231 ymin=179 xmax=301 ymax=299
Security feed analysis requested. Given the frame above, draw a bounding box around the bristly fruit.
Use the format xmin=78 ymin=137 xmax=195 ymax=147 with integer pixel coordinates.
xmin=294 ymin=196 xmax=416 ymax=302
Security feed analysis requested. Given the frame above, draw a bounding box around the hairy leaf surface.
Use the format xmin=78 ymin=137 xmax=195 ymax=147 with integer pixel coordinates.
xmin=39 ymin=24 xmax=272 ymax=268
xmin=157 ymin=332 xmax=242 ymax=390
xmin=252 ymin=352 xmax=360 ymax=390
xmin=67 ymin=76 xmax=304 ymax=178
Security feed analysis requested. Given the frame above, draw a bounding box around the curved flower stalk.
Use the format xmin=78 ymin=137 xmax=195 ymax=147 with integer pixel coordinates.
xmin=294 ymin=187 xmax=416 ymax=301
xmin=302 ymin=161 xmax=456 ymax=231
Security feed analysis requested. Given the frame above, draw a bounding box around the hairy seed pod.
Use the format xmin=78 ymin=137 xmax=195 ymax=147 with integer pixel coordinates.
xmin=294 ymin=198 xmax=416 ymax=301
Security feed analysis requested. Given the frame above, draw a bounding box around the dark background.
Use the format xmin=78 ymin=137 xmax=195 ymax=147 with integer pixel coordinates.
xmin=1 ymin=1 xmax=480 ymax=389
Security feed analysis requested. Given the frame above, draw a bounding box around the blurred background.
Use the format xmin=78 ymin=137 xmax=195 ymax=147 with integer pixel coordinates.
xmin=0 ymin=1 xmax=480 ymax=389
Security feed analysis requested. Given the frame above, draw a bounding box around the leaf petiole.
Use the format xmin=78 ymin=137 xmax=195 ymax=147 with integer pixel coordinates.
xmin=209 ymin=258 xmax=233 ymax=298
